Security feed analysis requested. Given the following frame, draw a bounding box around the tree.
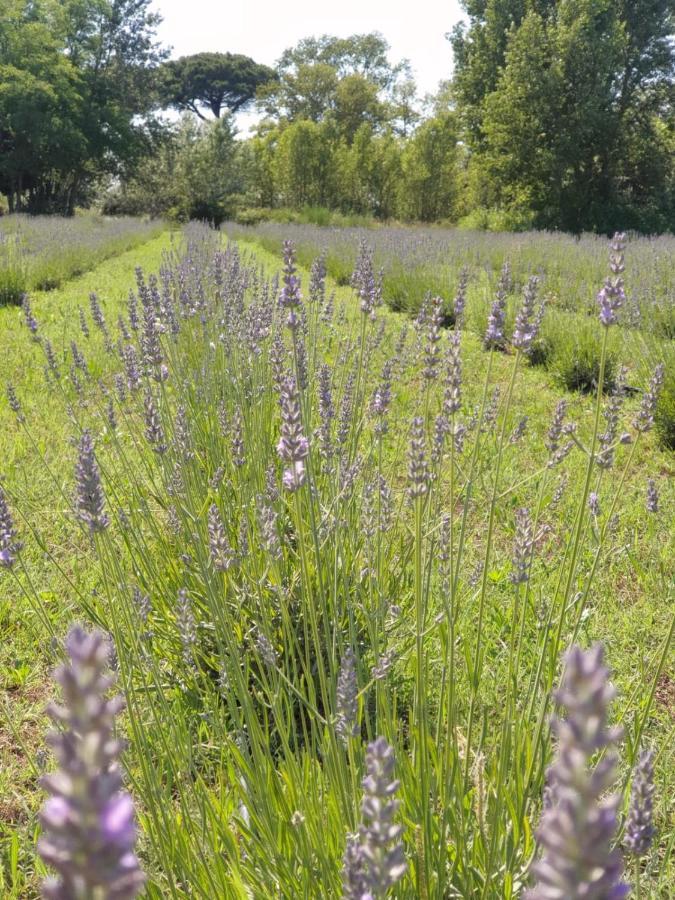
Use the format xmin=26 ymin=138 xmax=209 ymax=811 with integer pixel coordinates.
xmin=161 ymin=52 xmax=275 ymax=119
xmin=451 ymin=0 xmax=675 ymax=231
xmin=258 ymin=32 xmax=410 ymax=128
xmin=0 ymin=0 xmax=167 ymax=214
xmin=398 ymin=113 xmax=459 ymax=221
xmin=102 ymin=115 xmax=242 ymax=224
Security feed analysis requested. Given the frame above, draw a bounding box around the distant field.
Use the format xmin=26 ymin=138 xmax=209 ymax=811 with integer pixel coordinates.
xmin=0 ymin=223 xmax=672 ymax=897
xmin=0 ymin=214 xmax=167 ymax=305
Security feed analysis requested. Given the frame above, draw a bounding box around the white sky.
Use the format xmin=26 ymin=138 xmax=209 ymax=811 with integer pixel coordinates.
xmin=151 ymin=0 xmax=465 ymax=132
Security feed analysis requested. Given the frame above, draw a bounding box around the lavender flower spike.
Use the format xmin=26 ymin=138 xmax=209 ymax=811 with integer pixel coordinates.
xmin=277 ymin=375 xmax=309 ymax=491
xmin=597 ymin=233 xmax=626 ymax=327
xmin=624 ymin=750 xmax=655 ymax=857
xmin=342 ymin=737 xmax=407 ymax=899
xmin=335 ymin=647 xmax=359 ymax=744
xmin=75 ymin=430 xmax=109 ymax=533
xmin=526 ymin=644 xmax=628 ymax=900
xmin=38 ymin=626 xmax=145 ymax=900
xmin=0 ymin=485 xmax=22 ymax=568
xmin=645 ymin=479 xmax=658 ymax=514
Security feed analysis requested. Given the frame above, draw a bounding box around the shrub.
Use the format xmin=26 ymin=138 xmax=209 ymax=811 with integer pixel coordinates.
xmin=548 ymin=314 xmax=618 ymax=393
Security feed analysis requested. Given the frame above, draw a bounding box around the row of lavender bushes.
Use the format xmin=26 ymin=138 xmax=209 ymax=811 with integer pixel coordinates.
xmin=223 ymin=222 xmax=675 ymax=448
xmin=3 ymin=226 xmax=672 ymax=897
xmin=0 ymin=215 xmax=166 ymax=305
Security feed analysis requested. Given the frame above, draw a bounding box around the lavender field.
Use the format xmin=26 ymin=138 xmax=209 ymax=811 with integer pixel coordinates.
xmin=0 ymin=215 xmax=165 ymax=305
xmin=0 ymin=224 xmax=672 ymax=898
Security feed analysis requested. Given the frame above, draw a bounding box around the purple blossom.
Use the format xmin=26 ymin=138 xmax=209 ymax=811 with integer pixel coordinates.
xmin=512 ymin=276 xmax=540 ymax=351
xmin=526 ymin=644 xmax=628 ymax=900
xmin=407 ymin=417 xmax=430 ymax=498
xmin=0 ymin=485 xmax=21 ymax=568
xmin=75 ymin=431 xmax=109 ymax=533
xmin=144 ymin=392 xmax=167 ymax=454
xmin=484 ymin=262 xmax=510 ymax=349
xmin=22 ymin=295 xmax=40 ymax=338
xmin=342 ymin=737 xmax=407 ymax=899
xmin=511 ymin=508 xmax=533 ymax=585
xmin=633 ymin=363 xmax=665 ymax=433
xmin=453 ymin=266 xmax=469 ymax=325
xmin=38 ymin=626 xmax=144 ymax=900
xmin=443 ymin=330 xmax=462 ymax=417
xmin=624 ymin=750 xmax=655 ymax=857
xmin=597 ymin=233 xmax=626 ymax=327
xmin=335 ymin=647 xmax=359 ymax=744
xmin=645 ymin=479 xmax=658 ymax=514
xmin=208 ymin=504 xmax=236 ymax=572
xmin=279 ymin=240 xmax=303 ymax=331
xmin=6 ymin=381 xmax=23 ymax=421
xmin=277 ymin=375 xmax=309 ymax=491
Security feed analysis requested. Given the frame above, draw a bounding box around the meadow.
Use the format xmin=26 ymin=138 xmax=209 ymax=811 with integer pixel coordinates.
xmin=0 ymin=220 xmax=672 ymax=898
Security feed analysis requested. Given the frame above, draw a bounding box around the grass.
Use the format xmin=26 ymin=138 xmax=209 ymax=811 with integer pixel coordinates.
xmin=0 ymin=225 xmax=673 ymax=897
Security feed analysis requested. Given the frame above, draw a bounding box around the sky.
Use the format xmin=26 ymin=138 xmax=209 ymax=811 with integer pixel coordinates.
xmin=151 ymin=0 xmax=465 ymax=131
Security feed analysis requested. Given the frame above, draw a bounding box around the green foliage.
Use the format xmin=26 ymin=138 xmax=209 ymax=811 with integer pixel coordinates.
xmin=160 ymin=52 xmax=275 ymax=119
xmin=0 ymin=0 xmax=166 ymax=215
xmin=102 ymin=116 xmax=241 ymax=225
xmin=548 ymin=314 xmax=619 ymax=393
xmin=655 ymin=364 xmax=675 ymax=451
xmin=451 ymin=0 xmax=675 ymax=233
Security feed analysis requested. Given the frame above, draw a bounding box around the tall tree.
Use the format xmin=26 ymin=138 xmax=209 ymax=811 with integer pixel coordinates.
xmin=161 ymin=52 xmax=275 ymax=119
xmin=0 ymin=0 xmax=166 ymax=214
xmin=451 ymin=0 xmax=675 ymax=231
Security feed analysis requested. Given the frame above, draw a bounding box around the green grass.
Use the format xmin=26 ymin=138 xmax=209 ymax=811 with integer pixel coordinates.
xmin=0 ymin=228 xmax=672 ymax=896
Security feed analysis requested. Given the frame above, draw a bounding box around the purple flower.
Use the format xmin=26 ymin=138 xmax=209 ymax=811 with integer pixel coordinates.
xmin=597 ymin=233 xmax=626 ymax=327
xmin=144 ymin=392 xmax=167 ymax=454
xmin=0 ymin=485 xmax=21 ymax=568
xmin=484 ymin=262 xmax=510 ymax=349
xmin=453 ymin=266 xmax=469 ymax=325
xmin=22 ymin=295 xmax=40 ymax=338
xmin=6 ymin=382 xmax=23 ymax=421
xmin=342 ymin=737 xmax=407 ymax=898
xmin=277 ymin=375 xmax=309 ymax=491
xmin=75 ymin=431 xmax=109 ymax=534
xmin=526 ymin=644 xmax=628 ymax=900
xmin=423 ymin=296 xmax=443 ymax=381
xmin=633 ymin=363 xmax=664 ymax=433
xmin=512 ymin=276 xmax=540 ymax=351
xmin=588 ymin=491 xmax=601 ymax=517
xmin=335 ymin=647 xmax=359 ymax=744
xmin=624 ymin=750 xmax=655 ymax=857
xmin=645 ymin=479 xmax=658 ymax=514
xmin=38 ymin=626 xmax=144 ymax=900
xmin=279 ymin=240 xmax=303 ymax=331
xmin=511 ymin=508 xmax=533 ymax=585
xmin=443 ymin=330 xmax=462 ymax=417
xmin=176 ymin=588 xmax=196 ymax=666
xmin=208 ymin=504 xmax=236 ymax=572
xmin=407 ymin=417 xmax=430 ymax=498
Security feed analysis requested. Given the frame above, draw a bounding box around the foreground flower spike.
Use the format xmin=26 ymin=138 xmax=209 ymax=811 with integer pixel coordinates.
xmin=335 ymin=647 xmax=359 ymax=744
xmin=342 ymin=737 xmax=407 ymax=899
xmin=75 ymin=430 xmax=109 ymax=534
xmin=510 ymin=507 xmax=533 ymax=585
xmin=0 ymin=485 xmax=22 ymax=568
xmin=645 ymin=479 xmax=659 ymax=514
xmin=624 ymin=749 xmax=655 ymax=857
xmin=38 ymin=626 xmax=145 ymax=900
xmin=277 ymin=375 xmax=309 ymax=491
xmin=597 ymin=233 xmax=626 ymax=327
xmin=526 ymin=644 xmax=628 ymax=900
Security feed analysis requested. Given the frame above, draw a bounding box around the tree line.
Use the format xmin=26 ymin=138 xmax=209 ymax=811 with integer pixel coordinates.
xmin=1 ymin=0 xmax=673 ymax=232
